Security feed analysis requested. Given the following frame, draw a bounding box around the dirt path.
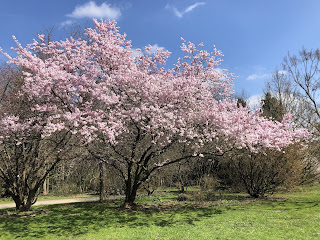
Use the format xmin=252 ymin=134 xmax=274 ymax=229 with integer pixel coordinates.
xmin=0 ymin=197 xmax=102 ymax=209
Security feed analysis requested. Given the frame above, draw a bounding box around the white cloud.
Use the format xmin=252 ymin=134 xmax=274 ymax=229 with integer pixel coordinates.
xmin=247 ymin=94 xmax=263 ymax=109
xmin=215 ymin=68 xmax=229 ymax=74
xmin=278 ymin=70 xmax=287 ymax=75
xmin=246 ymin=73 xmax=269 ymax=81
xmin=132 ymin=44 xmax=166 ymax=58
xmin=172 ymin=8 xmax=183 ymax=18
xmin=66 ymin=1 xmax=121 ymax=20
xmin=166 ymin=2 xmax=206 ymax=18
xmin=60 ymin=20 xmax=75 ymax=27
xmin=185 ymin=2 xmax=206 ymax=13
xmin=148 ymin=44 xmax=165 ymax=54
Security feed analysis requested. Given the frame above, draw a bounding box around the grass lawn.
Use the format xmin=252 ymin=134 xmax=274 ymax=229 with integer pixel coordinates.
xmin=0 ymin=185 xmax=319 ymax=240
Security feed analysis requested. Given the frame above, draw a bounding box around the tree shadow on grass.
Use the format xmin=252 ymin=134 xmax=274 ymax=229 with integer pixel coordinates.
xmin=0 ymin=201 xmax=223 ymax=239
xmin=2 ymin=194 xmax=317 ymax=239
xmin=256 ymin=198 xmax=319 ymax=212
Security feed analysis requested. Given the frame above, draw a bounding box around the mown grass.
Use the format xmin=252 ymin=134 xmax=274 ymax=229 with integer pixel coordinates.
xmin=0 ymin=185 xmax=319 ymax=240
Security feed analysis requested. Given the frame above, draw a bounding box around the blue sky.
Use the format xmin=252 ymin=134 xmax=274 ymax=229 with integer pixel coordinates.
xmin=1 ymin=0 xmax=320 ymax=104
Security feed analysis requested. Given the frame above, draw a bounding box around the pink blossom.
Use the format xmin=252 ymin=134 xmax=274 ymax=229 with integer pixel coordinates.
xmin=0 ymin=19 xmax=309 ymax=154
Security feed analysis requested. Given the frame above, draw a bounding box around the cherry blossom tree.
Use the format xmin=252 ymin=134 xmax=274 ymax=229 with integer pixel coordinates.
xmin=1 ymin=19 xmax=309 ymax=207
xmin=0 ymin=64 xmax=76 ymax=211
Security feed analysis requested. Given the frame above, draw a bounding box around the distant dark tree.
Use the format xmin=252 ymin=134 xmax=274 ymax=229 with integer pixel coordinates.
xmin=235 ymin=90 xmax=248 ymax=108
xmin=237 ymin=98 xmax=247 ymax=108
xmin=261 ymin=92 xmax=285 ymax=122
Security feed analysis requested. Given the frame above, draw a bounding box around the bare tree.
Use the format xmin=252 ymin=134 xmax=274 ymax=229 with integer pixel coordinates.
xmin=265 ymin=49 xmax=320 ymax=181
xmin=281 ymin=48 xmax=320 ymax=133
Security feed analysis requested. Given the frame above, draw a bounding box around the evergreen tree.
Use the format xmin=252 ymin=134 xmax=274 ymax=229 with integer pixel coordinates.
xmin=262 ymin=92 xmax=285 ymax=122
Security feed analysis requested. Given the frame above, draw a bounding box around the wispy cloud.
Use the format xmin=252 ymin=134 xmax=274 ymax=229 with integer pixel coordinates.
xmin=278 ymin=70 xmax=287 ymax=75
xmin=246 ymin=73 xmax=269 ymax=81
xmin=166 ymin=2 xmax=206 ymax=18
xmin=66 ymin=1 xmax=121 ymax=20
xmin=148 ymin=44 xmax=165 ymax=54
xmin=132 ymin=44 xmax=166 ymax=58
xmin=60 ymin=20 xmax=75 ymax=28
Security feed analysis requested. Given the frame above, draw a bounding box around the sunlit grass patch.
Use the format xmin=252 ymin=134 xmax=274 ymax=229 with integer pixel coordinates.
xmin=0 ymin=185 xmax=319 ymax=240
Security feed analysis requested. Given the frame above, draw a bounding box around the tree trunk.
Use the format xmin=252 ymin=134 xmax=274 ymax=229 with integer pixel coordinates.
xmin=9 ymin=182 xmax=41 ymax=211
xmin=99 ymin=161 xmax=107 ymax=202
xmin=179 ymin=183 xmax=185 ymax=193
xmin=12 ymin=193 xmax=35 ymax=211
xmin=43 ymin=178 xmax=48 ymax=195
xmin=12 ymin=194 xmax=24 ymax=211
xmin=124 ymin=181 xmax=139 ymax=207
xmin=249 ymin=192 xmax=260 ymax=198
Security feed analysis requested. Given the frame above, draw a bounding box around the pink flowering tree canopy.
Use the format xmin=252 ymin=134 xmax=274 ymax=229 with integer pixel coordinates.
xmin=1 ymin=19 xmax=309 ymax=206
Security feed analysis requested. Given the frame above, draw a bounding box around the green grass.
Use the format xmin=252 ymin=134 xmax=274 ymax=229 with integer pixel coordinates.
xmin=0 ymin=185 xmax=319 ymax=239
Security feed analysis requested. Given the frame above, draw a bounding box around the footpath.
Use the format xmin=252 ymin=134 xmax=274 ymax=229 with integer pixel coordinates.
xmin=0 ymin=197 xmax=100 ymax=209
